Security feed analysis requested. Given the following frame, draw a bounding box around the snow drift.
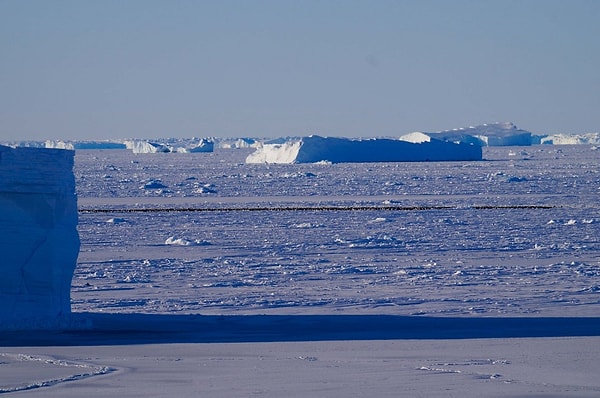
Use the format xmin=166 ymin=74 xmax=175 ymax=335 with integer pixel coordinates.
xmin=246 ymin=135 xmax=482 ymax=164
xmin=0 ymin=145 xmax=80 ymax=329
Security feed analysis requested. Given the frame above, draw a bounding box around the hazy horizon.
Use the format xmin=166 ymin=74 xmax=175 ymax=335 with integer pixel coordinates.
xmin=1 ymin=0 xmax=599 ymax=141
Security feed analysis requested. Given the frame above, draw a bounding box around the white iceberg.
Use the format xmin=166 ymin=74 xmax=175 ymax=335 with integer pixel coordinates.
xmin=217 ymin=138 xmax=261 ymax=149
xmin=125 ymin=140 xmax=171 ymax=153
xmin=125 ymin=139 xmax=214 ymax=153
xmin=428 ymin=122 xmax=533 ymax=146
xmin=0 ymin=145 xmax=80 ymax=329
xmin=174 ymin=139 xmax=214 ymax=153
xmin=245 ymin=135 xmax=482 ymax=164
xmin=45 ymin=140 xmax=126 ymax=150
xmin=538 ymin=133 xmax=600 ymax=145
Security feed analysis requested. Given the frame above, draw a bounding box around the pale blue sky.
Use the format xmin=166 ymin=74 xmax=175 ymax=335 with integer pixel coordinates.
xmin=1 ymin=0 xmax=599 ymax=140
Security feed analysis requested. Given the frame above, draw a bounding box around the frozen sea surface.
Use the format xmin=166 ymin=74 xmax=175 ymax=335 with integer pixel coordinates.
xmin=3 ymin=145 xmax=600 ymax=398
xmin=72 ymin=145 xmax=600 ymax=317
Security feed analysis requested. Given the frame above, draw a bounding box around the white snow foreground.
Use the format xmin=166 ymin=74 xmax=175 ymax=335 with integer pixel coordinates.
xmin=0 ymin=145 xmax=80 ymax=329
xmin=246 ymin=134 xmax=482 ymax=164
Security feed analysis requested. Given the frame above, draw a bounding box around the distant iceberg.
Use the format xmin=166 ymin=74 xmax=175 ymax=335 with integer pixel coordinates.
xmin=246 ymin=135 xmax=482 ymax=164
xmin=125 ymin=140 xmax=172 ymax=153
xmin=175 ymin=139 xmax=214 ymax=153
xmin=45 ymin=140 xmax=126 ymax=150
xmin=125 ymin=139 xmax=214 ymax=153
xmin=0 ymin=145 xmax=80 ymax=329
xmin=536 ymin=133 xmax=600 ymax=145
xmin=218 ymin=138 xmax=261 ymax=149
xmin=427 ymin=122 xmax=533 ymax=146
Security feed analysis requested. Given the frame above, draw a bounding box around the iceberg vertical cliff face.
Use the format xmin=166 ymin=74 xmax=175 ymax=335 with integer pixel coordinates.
xmin=0 ymin=145 xmax=80 ymax=328
xmin=246 ymin=135 xmax=482 ymax=164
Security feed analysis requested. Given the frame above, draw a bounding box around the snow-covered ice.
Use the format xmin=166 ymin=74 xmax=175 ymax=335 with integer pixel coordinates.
xmin=3 ymin=336 xmax=600 ymax=397
xmin=1 ymin=143 xmax=600 ymax=396
xmin=67 ymin=143 xmax=599 ymax=317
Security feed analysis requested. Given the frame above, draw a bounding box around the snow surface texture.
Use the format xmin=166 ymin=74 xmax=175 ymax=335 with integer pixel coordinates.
xmin=2 ymin=144 xmax=600 ymax=397
xmin=70 ymin=144 xmax=600 ymax=317
xmin=3 ymin=337 xmax=600 ymax=397
xmin=246 ymin=134 xmax=483 ymax=163
xmin=0 ymin=145 xmax=80 ymax=329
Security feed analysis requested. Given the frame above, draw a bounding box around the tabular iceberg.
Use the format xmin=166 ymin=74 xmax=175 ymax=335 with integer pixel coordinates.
xmin=246 ymin=135 xmax=482 ymax=164
xmin=124 ymin=139 xmax=215 ymax=153
xmin=427 ymin=122 xmax=533 ymax=146
xmin=0 ymin=145 xmax=80 ymax=329
xmin=45 ymin=140 xmax=126 ymax=150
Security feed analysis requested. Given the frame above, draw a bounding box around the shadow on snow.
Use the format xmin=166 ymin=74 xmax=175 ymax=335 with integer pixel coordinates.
xmin=2 ymin=313 xmax=600 ymax=346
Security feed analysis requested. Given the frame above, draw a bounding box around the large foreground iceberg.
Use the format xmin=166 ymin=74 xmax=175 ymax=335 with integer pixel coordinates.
xmin=0 ymin=145 xmax=80 ymax=328
xmin=246 ymin=135 xmax=482 ymax=164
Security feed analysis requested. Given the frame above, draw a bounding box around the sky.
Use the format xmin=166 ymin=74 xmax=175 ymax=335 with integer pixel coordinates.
xmin=1 ymin=0 xmax=599 ymax=141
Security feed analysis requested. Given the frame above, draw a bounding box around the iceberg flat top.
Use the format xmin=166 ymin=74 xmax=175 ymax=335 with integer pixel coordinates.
xmin=246 ymin=135 xmax=482 ymax=164
xmin=0 ymin=145 xmax=76 ymax=194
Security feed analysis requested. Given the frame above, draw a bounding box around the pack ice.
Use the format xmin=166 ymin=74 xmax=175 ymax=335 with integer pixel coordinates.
xmin=246 ymin=134 xmax=482 ymax=164
xmin=0 ymin=145 xmax=79 ymax=328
